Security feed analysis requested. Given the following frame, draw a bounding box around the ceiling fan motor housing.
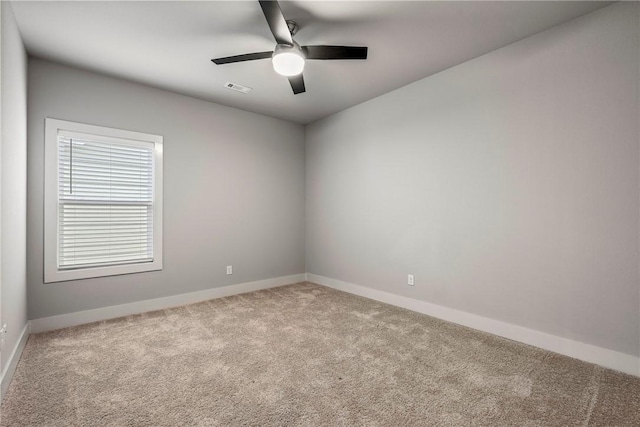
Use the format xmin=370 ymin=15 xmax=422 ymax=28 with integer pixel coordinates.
xmin=273 ymin=41 xmax=303 ymax=57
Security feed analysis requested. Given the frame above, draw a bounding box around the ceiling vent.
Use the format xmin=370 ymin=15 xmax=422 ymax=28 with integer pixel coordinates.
xmin=224 ymin=81 xmax=252 ymax=94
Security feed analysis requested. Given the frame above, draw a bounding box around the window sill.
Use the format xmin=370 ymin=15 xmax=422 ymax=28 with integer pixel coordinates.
xmin=44 ymin=259 xmax=163 ymax=283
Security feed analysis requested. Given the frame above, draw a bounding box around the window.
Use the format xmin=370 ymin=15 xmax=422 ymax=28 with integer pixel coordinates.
xmin=44 ymin=119 xmax=163 ymax=283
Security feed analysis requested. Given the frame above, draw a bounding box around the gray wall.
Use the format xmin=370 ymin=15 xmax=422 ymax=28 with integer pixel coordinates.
xmin=28 ymin=59 xmax=305 ymax=319
xmin=1 ymin=1 xmax=28 ymax=373
xmin=305 ymin=2 xmax=639 ymax=357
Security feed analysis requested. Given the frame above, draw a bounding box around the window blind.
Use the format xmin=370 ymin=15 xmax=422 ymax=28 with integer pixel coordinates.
xmin=57 ymin=132 xmax=155 ymax=269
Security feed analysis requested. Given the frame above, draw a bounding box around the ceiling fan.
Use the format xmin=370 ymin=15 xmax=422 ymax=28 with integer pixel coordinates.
xmin=211 ymin=0 xmax=368 ymax=95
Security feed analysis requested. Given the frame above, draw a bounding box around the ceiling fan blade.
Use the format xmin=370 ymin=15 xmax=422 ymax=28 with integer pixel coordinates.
xmin=211 ymin=51 xmax=273 ymax=65
xmin=302 ymin=46 xmax=368 ymax=60
xmin=259 ymin=1 xmax=293 ymax=46
xmin=288 ymin=74 xmax=305 ymax=95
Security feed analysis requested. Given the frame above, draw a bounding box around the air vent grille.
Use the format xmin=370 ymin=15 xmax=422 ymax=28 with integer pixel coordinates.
xmin=224 ymin=82 xmax=252 ymax=94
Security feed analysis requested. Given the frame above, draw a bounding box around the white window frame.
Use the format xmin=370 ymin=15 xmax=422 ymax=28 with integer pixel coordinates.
xmin=44 ymin=118 xmax=163 ymax=283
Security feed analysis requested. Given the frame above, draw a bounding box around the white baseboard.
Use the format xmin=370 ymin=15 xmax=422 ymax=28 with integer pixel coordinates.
xmin=1 ymin=321 xmax=31 ymax=401
xmin=25 ymin=272 xmax=640 ymax=377
xmin=31 ymin=274 xmax=306 ymax=334
xmin=307 ymin=273 xmax=640 ymax=377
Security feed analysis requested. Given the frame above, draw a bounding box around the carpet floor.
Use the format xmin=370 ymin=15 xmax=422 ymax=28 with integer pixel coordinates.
xmin=1 ymin=282 xmax=639 ymax=426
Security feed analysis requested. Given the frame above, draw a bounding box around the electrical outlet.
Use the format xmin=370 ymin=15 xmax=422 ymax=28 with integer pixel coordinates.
xmin=408 ymin=274 xmax=414 ymax=286
xmin=226 ymin=265 xmax=233 ymax=275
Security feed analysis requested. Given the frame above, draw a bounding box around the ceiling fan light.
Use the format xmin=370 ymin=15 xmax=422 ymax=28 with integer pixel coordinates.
xmin=272 ymin=48 xmax=305 ymax=76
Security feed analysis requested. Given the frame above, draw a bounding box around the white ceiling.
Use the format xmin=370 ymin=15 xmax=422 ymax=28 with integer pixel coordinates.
xmin=12 ymin=1 xmax=611 ymax=124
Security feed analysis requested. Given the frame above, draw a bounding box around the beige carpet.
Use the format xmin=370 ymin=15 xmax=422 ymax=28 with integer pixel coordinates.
xmin=1 ymin=282 xmax=639 ymax=426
